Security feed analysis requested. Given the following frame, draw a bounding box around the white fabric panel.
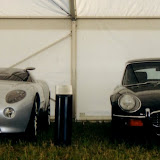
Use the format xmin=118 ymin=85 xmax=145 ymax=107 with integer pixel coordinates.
xmin=0 ymin=0 xmax=70 ymax=18
xmin=0 ymin=19 xmax=71 ymax=116
xmin=77 ymin=19 xmax=160 ymax=120
xmin=76 ymin=0 xmax=160 ymax=17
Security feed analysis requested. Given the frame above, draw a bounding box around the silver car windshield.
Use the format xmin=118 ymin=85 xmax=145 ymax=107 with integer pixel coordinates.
xmin=122 ymin=62 xmax=160 ymax=86
xmin=0 ymin=72 xmax=32 ymax=82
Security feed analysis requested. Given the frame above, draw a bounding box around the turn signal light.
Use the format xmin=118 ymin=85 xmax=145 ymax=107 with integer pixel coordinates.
xmin=128 ymin=119 xmax=143 ymax=127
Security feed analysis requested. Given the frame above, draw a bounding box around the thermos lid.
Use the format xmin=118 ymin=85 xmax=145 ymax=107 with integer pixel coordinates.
xmin=56 ymin=85 xmax=72 ymax=95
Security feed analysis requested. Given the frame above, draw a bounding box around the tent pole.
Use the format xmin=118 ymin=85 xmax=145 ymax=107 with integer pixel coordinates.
xmin=70 ymin=0 xmax=77 ymax=119
xmin=70 ymin=0 xmax=77 ymax=20
xmin=71 ymin=20 xmax=77 ymax=119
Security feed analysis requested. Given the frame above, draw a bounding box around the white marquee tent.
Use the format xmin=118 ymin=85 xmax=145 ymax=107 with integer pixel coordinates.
xmin=1 ymin=0 xmax=160 ymax=121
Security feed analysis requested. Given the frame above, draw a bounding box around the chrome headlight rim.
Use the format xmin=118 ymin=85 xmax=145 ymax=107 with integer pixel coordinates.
xmin=3 ymin=107 xmax=16 ymax=119
xmin=118 ymin=93 xmax=141 ymax=113
xmin=6 ymin=90 xmax=26 ymax=104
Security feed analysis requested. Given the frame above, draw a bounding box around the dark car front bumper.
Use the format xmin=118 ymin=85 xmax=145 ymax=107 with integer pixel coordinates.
xmin=112 ymin=112 xmax=160 ymax=136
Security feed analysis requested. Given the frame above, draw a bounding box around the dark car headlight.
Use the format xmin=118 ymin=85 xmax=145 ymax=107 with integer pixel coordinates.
xmin=118 ymin=94 xmax=141 ymax=113
xmin=6 ymin=90 xmax=26 ymax=103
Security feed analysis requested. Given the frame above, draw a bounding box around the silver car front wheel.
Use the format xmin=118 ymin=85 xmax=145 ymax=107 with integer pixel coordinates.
xmin=47 ymin=104 xmax=50 ymax=126
xmin=26 ymin=96 xmax=39 ymax=138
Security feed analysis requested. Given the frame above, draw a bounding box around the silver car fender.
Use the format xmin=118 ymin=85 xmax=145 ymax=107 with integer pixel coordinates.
xmin=33 ymin=81 xmax=46 ymax=111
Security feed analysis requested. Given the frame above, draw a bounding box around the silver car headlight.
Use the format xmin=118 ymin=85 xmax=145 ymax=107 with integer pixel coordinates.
xmin=6 ymin=90 xmax=26 ymax=104
xmin=118 ymin=94 xmax=141 ymax=113
xmin=3 ymin=107 xmax=15 ymax=118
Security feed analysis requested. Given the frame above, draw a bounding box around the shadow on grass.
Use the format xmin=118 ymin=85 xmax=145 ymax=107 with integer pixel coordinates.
xmin=72 ymin=122 xmax=160 ymax=148
xmin=0 ymin=124 xmax=55 ymax=146
xmin=0 ymin=122 xmax=159 ymax=148
xmin=0 ymin=122 xmax=160 ymax=160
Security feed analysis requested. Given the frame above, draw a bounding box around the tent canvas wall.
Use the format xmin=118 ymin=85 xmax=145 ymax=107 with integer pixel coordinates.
xmin=0 ymin=19 xmax=71 ymax=117
xmin=0 ymin=0 xmax=160 ymax=120
xmin=76 ymin=19 xmax=160 ymax=120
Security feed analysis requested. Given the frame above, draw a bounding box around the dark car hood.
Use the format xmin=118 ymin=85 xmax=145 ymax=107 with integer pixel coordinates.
xmin=126 ymin=83 xmax=160 ymax=93
xmin=124 ymin=83 xmax=160 ymax=111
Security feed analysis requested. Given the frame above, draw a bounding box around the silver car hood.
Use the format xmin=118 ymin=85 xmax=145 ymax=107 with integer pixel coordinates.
xmin=0 ymin=80 xmax=36 ymax=108
xmin=0 ymin=80 xmax=34 ymax=96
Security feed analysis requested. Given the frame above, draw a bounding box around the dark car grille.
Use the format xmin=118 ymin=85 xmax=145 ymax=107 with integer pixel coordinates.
xmin=151 ymin=113 xmax=160 ymax=127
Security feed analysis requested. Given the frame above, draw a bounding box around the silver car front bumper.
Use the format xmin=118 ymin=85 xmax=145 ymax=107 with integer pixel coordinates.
xmin=0 ymin=101 xmax=33 ymax=133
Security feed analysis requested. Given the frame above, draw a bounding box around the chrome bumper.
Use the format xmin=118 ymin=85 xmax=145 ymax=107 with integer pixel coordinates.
xmin=113 ymin=108 xmax=160 ymax=136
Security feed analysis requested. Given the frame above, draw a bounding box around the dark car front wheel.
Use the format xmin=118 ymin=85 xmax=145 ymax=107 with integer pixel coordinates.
xmin=111 ymin=119 xmax=125 ymax=139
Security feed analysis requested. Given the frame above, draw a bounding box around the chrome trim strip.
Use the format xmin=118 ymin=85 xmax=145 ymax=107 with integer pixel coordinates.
xmin=153 ymin=124 xmax=160 ymax=128
xmin=113 ymin=110 xmax=160 ymax=118
xmin=113 ymin=114 xmax=145 ymax=118
xmin=151 ymin=110 xmax=160 ymax=115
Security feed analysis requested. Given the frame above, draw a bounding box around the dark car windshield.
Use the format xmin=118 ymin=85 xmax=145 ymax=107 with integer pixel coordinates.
xmin=123 ymin=62 xmax=160 ymax=85
xmin=0 ymin=72 xmax=32 ymax=82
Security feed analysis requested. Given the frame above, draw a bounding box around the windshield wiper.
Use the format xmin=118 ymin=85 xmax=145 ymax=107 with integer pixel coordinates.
xmin=124 ymin=81 xmax=159 ymax=87
xmin=7 ymin=71 xmax=25 ymax=81
xmin=153 ymin=81 xmax=160 ymax=87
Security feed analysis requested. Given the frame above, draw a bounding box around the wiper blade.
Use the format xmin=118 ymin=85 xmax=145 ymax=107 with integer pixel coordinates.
xmin=124 ymin=81 xmax=159 ymax=87
xmin=153 ymin=81 xmax=160 ymax=87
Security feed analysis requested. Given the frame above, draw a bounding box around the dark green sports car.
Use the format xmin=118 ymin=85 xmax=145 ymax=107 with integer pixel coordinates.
xmin=111 ymin=58 xmax=160 ymax=136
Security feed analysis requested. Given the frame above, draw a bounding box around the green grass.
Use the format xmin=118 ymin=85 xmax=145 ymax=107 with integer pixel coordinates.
xmin=0 ymin=122 xmax=159 ymax=160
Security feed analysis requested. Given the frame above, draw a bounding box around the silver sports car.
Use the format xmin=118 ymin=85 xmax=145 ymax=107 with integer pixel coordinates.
xmin=0 ymin=67 xmax=50 ymax=136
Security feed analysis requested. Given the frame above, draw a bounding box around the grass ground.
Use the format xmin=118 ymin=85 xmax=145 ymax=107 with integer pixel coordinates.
xmin=0 ymin=122 xmax=160 ymax=160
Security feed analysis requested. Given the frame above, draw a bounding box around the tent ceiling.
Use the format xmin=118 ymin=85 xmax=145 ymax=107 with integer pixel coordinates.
xmin=0 ymin=0 xmax=70 ymax=18
xmin=0 ymin=0 xmax=160 ymax=18
xmin=76 ymin=0 xmax=160 ymax=18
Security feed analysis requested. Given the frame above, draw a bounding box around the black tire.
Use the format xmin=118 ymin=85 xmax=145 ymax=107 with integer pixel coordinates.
xmin=26 ymin=96 xmax=39 ymax=138
xmin=47 ymin=104 xmax=50 ymax=126
xmin=46 ymin=94 xmax=51 ymax=126
xmin=111 ymin=120 xmax=121 ymax=140
xmin=40 ymin=99 xmax=50 ymax=130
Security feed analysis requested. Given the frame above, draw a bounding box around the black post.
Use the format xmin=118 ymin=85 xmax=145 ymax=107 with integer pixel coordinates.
xmin=55 ymin=85 xmax=72 ymax=146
